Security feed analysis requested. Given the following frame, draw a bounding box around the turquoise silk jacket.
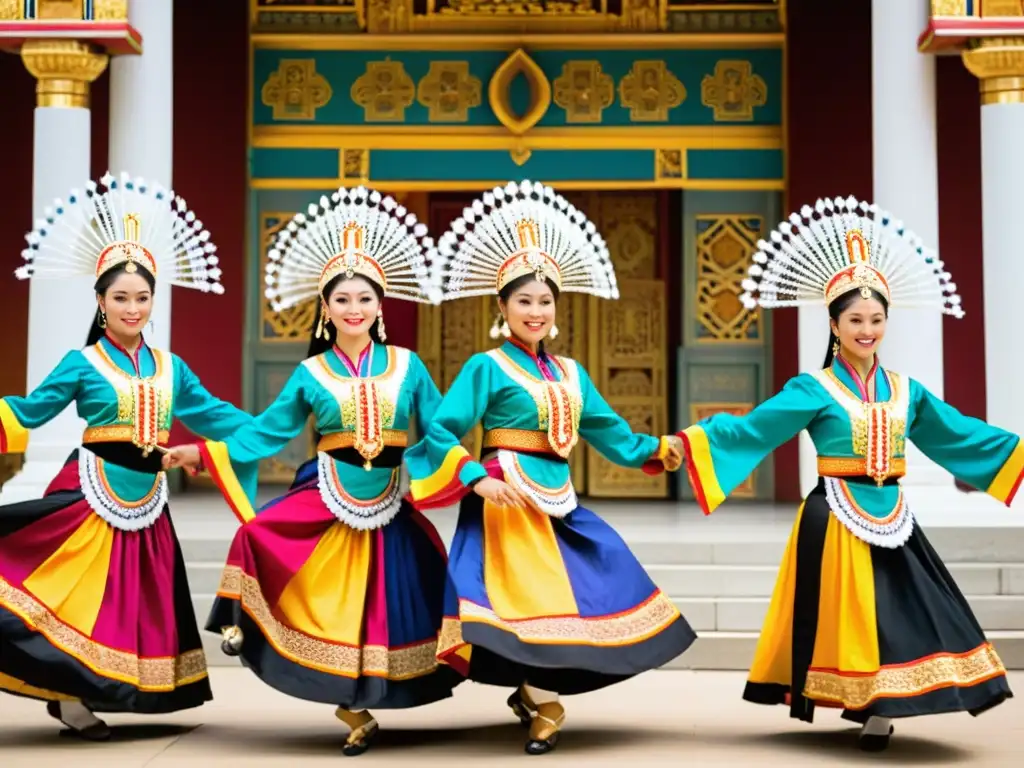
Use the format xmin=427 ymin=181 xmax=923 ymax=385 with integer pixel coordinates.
xmin=0 ymin=335 xmax=253 ymax=531
xmin=680 ymin=356 xmax=1024 ymax=547
xmin=405 ymin=338 xmax=675 ymax=514
xmin=198 ymin=343 xmax=441 ymax=530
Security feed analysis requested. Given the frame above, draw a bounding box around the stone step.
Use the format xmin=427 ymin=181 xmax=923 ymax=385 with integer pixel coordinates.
xmin=184 ymin=560 xmax=1024 ymax=599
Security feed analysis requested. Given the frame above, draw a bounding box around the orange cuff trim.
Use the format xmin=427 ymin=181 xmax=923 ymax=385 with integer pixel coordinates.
xmin=0 ymin=399 xmax=29 ymax=454
xmin=199 ymin=441 xmax=255 ymax=524
xmin=679 ymin=426 xmax=726 ymax=516
xmin=988 ymin=438 xmax=1024 ymax=507
xmin=409 ymin=445 xmax=474 ymax=506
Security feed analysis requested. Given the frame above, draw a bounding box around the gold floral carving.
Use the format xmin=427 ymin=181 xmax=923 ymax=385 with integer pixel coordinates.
xmin=701 ymin=60 xmax=768 ymax=122
xmin=440 ymin=0 xmax=596 ymax=16
xmin=20 ymin=41 xmax=109 ymax=109
xmin=690 ymin=403 xmax=756 ymax=495
xmin=261 ymin=59 xmax=333 ymax=121
xmin=656 ymin=149 xmax=683 ymax=180
xmin=978 ymin=0 xmax=1023 ymax=16
xmin=37 ymin=0 xmax=83 ymax=19
xmin=695 ymin=215 xmax=762 ymax=342
xmin=365 ymin=0 xmax=413 ymax=32
xmin=417 ymin=61 xmax=482 ymax=123
xmin=489 ymin=48 xmax=551 ymax=134
xmin=552 ymin=60 xmax=614 ymax=124
xmin=0 ymin=0 xmax=24 ymax=19
xmin=351 ymin=57 xmax=416 ymax=122
xmin=93 ymin=0 xmax=128 ymax=19
xmin=342 ymin=149 xmax=370 ymax=180
xmin=962 ymin=38 xmax=1024 ymax=105
xmin=618 ymin=61 xmax=685 ymax=122
xmin=620 ymin=0 xmax=664 ymax=31
xmin=930 ymin=0 xmax=967 ymax=14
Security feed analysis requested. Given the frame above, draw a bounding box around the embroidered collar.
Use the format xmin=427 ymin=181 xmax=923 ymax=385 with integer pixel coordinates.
xmin=100 ymin=333 xmax=147 ymax=376
xmin=504 ymin=337 xmax=560 ymax=382
xmin=832 ymin=353 xmax=890 ymax=403
xmin=333 ymin=341 xmax=374 ymax=378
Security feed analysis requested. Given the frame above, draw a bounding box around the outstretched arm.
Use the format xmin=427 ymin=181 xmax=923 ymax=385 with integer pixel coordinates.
xmin=1 ymin=351 xmax=83 ymax=454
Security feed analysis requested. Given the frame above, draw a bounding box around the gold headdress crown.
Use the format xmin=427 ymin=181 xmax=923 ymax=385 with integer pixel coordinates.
xmin=494 ymin=219 xmax=563 ymax=293
xmin=823 ymin=230 xmax=890 ymax=306
xmin=739 ymin=196 xmax=962 ymax=319
xmin=94 ymin=214 xmax=159 ymax=280
xmin=317 ymin=221 xmax=388 ymax=296
xmin=17 ymin=172 xmax=224 ymax=294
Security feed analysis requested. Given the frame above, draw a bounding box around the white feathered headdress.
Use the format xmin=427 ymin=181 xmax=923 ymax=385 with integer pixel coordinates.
xmin=436 ymin=180 xmax=618 ymax=301
xmin=740 ymin=196 xmax=963 ymax=318
xmin=264 ymin=186 xmax=441 ymax=311
xmin=18 ymin=171 xmax=222 ymax=293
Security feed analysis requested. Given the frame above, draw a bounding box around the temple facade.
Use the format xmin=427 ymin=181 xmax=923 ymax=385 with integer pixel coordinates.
xmin=0 ymin=0 xmax=1019 ymax=510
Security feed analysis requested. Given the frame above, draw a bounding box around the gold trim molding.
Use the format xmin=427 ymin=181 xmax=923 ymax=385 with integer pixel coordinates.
xmin=20 ymin=40 xmax=110 ymax=109
xmin=261 ymin=59 xmax=333 ymax=121
xmin=962 ymin=37 xmax=1024 ymax=105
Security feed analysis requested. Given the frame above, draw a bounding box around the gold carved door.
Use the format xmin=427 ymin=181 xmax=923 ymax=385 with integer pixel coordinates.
xmin=421 ymin=191 xmax=669 ymax=499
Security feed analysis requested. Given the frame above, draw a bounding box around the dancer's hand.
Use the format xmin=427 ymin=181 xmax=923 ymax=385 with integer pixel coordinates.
xmin=162 ymin=444 xmax=202 ymax=471
xmin=662 ymin=435 xmax=684 ymax=472
xmin=474 ymin=477 xmax=528 ymax=509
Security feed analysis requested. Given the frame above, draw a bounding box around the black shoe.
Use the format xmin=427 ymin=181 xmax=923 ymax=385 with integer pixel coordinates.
xmin=525 ymin=732 xmax=559 ymax=755
xmin=342 ymin=722 xmax=379 ymax=757
xmin=507 ymin=689 xmax=533 ymax=728
xmin=220 ymin=639 xmax=241 ymax=657
xmin=220 ymin=626 xmax=243 ymax=656
xmin=858 ymin=725 xmax=894 ymax=752
xmin=46 ymin=701 xmax=112 ymax=742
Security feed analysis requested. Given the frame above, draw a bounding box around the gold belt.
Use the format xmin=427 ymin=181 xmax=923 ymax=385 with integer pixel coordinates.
xmin=482 ymin=428 xmax=556 ymax=456
xmin=818 ymin=456 xmax=906 ymax=479
xmin=317 ymin=430 xmax=408 ymax=453
xmin=83 ymin=426 xmax=170 ymax=446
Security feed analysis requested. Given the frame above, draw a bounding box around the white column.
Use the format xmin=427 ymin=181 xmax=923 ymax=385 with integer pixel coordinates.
xmin=1 ymin=43 xmax=109 ymax=503
xmin=108 ymin=0 xmax=174 ymax=352
xmin=798 ymin=306 xmax=828 ymax=496
xmin=871 ymin=0 xmax=951 ymax=500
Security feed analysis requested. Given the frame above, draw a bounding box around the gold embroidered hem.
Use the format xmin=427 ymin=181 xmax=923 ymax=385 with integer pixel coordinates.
xmin=818 ymin=456 xmax=906 ymax=479
xmin=482 ymin=429 xmax=558 ymax=456
xmin=83 ymin=425 xmax=171 ymax=445
xmin=217 ymin=565 xmax=441 ymax=681
xmin=804 ymin=643 xmax=1006 ymax=710
xmin=0 ymin=576 xmax=207 ymax=692
xmin=317 ymin=429 xmax=408 ymax=453
xmin=455 ymin=591 xmax=681 ymax=647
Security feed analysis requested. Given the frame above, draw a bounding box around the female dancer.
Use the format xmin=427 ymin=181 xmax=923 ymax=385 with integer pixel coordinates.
xmin=0 ymin=173 xmax=247 ymax=739
xmin=404 ymin=180 xmax=695 ymax=755
xmin=163 ymin=187 xmax=459 ymax=756
xmin=679 ymin=196 xmax=1018 ymax=751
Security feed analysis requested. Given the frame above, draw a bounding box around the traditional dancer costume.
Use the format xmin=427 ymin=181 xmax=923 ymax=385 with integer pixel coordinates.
xmin=405 ymin=180 xmax=696 ymax=754
xmin=0 ymin=173 xmax=243 ymax=738
xmin=679 ymin=197 xmax=1018 ymax=750
xmin=196 ymin=187 xmax=458 ymax=756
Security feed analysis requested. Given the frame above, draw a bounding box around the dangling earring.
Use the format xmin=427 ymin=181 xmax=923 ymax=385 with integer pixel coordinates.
xmin=500 ymin=319 xmax=511 ymax=338
xmin=376 ymin=308 xmax=387 ymax=343
xmin=549 ymin=323 xmax=559 ymax=340
xmin=98 ymin=310 xmax=107 ymax=329
xmin=489 ymin=312 xmax=504 ymax=340
xmin=315 ymin=305 xmax=327 ymax=339
xmin=832 ymin=339 xmax=840 ymax=359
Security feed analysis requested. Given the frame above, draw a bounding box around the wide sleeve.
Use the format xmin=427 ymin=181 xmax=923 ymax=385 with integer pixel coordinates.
xmin=678 ymin=374 xmax=822 ymax=515
xmin=908 ymin=379 xmax=1024 ymax=506
xmin=409 ymin=353 xmax=443 ymax=438
xmin=576 ymin=363 xmax=668 ymax=473
xmin=405 ymin=354 xmax=492 ymax=510
xmin=0 ymin=351 xmax=83 ymax=454
xmin=196 ymin=365 xmax=313 ymax=524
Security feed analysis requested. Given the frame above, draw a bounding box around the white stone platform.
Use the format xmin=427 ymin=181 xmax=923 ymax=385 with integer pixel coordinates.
xmin=174 ymin=488 xmax=1024 ymax=671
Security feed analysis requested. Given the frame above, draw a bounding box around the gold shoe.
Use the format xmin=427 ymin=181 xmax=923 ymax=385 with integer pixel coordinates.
xmin=525 ymin=702 xmax=564 ymax=755
xmin=220 ymin=625 xmax=244 ymax=656
xmin=335 ymin=708 xmax=379 ymax=757
xmin=507 ymin=684 xmax=536 ymax=727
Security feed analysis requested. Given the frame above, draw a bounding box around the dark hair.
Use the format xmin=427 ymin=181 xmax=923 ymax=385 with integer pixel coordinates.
xmin=306 ymin=273 xmax=386 ymax=359
xmin=497 ymin=273 xmax=561 ymax=357
xmin=85 ymin=263 xmax=157 ymax=347
xmin=822 ymin=287 xmax=890 ymax=368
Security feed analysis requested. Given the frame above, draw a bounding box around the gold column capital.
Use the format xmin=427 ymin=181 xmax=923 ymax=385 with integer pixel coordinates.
xmin=962 ymin=37 xmax=1024 ymax=105
xmin=20 ymin=40 xmax=109 ymax=109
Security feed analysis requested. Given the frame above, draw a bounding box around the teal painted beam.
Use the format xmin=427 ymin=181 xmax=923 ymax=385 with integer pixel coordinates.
xmin=253 ymin=48 xmax=782 ymax=128
xmin=686 ymin=149 xmax=783 ymax=181
xmin=251 ymin=148 xmax=340 ymax=180
xmin=370 ymin=149 xmax=655 ymax=182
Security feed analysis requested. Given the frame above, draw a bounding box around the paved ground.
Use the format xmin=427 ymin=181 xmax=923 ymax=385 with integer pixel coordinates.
xmin=1 ymin=669 xmax=1022 ymax=767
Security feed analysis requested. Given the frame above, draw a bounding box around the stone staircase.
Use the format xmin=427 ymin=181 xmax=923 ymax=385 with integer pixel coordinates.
xmin=175 ymin=491 xmax=1024 ymax=670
